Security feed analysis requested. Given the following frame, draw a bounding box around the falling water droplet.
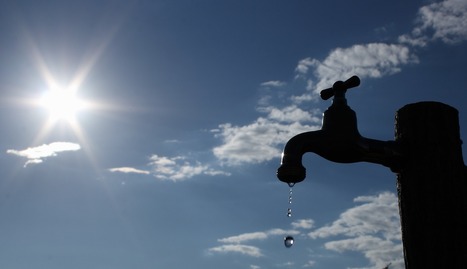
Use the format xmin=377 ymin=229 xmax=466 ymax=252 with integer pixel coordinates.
xmin=288 ymin=182 xmax=295 ymax=188
xmin=289 ymin=188 xmax=293 ymax=204
xmin=287 ymin=208 xmax=292 ymax=217
xmin=284 ymin=236 xmax=294 ymax=248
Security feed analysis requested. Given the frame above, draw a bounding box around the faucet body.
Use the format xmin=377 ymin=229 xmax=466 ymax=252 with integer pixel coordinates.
xmin=277 ymin=76 xmax=401 ymax=185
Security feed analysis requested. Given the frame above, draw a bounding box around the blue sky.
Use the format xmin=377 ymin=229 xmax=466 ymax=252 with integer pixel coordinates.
xmin=1 ymin=0 xmax=466 ymax=268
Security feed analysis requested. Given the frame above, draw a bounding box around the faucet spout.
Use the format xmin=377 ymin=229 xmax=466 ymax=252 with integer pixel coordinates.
xmin=276 ymin=76 xmax=402 ymax=185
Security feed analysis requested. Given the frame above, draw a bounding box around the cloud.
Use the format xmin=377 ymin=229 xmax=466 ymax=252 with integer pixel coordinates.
xmin=108 ymin=167 xmax=150 ymax=175
xmin=217 ymin=228 xmax=301 ymax=245
xmin=303 ymin=260 xmax=316 ymax=268
xmin=309 ymin=192 xmax=401 ymax=240
xmin=260 ymin=80 xmax=286 ymax=87
xmin=296 ymin=57 xmax=316 ymax=75
xmin=400 ymin=0 xmax=467 ymax=46
xmin=207 ymin=244 xmax=263 ymax=257
xmin=293 ymin=43 xmax=418 ymax=103
xmin=218 ymin=232 xmax=269 ymax=244
xmin=149 ymin=154 xmax=230 ymax=181
xmin=212 ymin=109 xmax=321 ymax=165
xmin=308 ymin=192 xmax=403 ymax=269
xmin=6 ymin=142 xmax=81 ymax=167
xmin=209 ymin=221 xmax=309 ymax=259
xmin=324 ymin=236 xmax=403 ymax=269
xmin=291 ymin=219 xmax=314 ymax=230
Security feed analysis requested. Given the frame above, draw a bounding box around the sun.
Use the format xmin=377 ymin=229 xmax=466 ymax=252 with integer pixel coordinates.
xmin=40 ymin=88 xmax=85 ymax=122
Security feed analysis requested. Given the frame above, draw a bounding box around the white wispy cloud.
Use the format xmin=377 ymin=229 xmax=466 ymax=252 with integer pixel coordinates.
xmin=291 ymin=218 xmax=314 ymax=230
xmin=218 ymin=232 xmax=268 ymax=244
xmin=260 ymin=80 xmax=286 ymax=87
xmin=218 ymin=228 xmax=300 ymax=244
xmin=212 ymin=102 xmax=322 ymax=165
xmin=207 ymin=244 xmax=263 ymax=258
xmin=309 ymin=192 xmax=401 ymax=240
xmin=208 ymin=222 xmax=308 ymax=259
xmin=149 ymin=154 xmax=230 ymax=181
xmin=308 ymin=192 xmax=403 ymax=269
xmin=296 ymin=57 xmax=316 ymax=75
xmin=399 ymin=0 xmax=467 ymax=46
xmin=212 ymin=118 xmax=320 ymax=165
xmin=6 ymin=142 xmax=81 ymax=167
xmin=108 ymin=167 xmax=150 ymax=175
xmin=292 ymin=43 xmax=418 ymax=103
xmin=303 ymin=260 xmax=316 ymax=268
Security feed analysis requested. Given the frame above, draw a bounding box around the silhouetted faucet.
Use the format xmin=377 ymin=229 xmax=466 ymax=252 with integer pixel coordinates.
xmin=277 ymin=76 xmax=402 ymax=186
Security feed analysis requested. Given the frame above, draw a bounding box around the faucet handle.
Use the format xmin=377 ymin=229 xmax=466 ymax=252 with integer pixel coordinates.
xmin=320 ymin=76 xmax=360 ymax=100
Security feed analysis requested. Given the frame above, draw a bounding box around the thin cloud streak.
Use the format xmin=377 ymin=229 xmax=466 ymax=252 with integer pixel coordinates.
xmin=149 ymin=154 xmax=230 ymax=181
xmin=207 ymin=244 xmax=263 ymax=258
xmin=6 ymin=142 xmax=81 ymax=167
xmin=208 ymin=227 xmax=302 ymax=258
xmin=108 ymin=167 xmax=150 ymax=175
xmin=218 ymin=228 xmax=300 ymax=244
xmin=260 ymin=80 xmax=286 ymax=87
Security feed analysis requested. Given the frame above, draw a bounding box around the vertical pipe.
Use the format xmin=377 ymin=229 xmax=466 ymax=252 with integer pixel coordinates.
xmin=395 ymin=102 xmax=467 ymax=268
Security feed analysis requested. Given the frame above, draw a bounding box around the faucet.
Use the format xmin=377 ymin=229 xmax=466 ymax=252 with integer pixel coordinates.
xmin=277 ymin=76 xmax=402 ymax=186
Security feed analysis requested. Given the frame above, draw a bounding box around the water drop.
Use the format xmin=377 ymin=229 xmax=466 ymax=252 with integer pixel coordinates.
xmin=284 ymin=236 xmax=294 ymax=248
xmin=288 ymin=182 xmax=295 ymax=188
xmin=287 ymin=208 xmax=292 ymax=217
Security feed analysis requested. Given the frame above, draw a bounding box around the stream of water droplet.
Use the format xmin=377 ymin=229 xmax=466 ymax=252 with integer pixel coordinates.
xmin=284 ymin=184 xmax=295 ymax=248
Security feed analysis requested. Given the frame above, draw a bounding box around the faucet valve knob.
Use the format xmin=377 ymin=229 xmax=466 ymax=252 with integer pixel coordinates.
xmin=320 ymin=76 xmax=360 ymax=100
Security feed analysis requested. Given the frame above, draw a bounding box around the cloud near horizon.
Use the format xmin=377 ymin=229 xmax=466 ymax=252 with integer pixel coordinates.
xmin=6 ymin=142 xmax=81 ymax=167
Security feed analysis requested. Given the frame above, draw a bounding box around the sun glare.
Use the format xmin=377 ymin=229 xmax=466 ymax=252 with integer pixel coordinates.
xmin=40 ymin=88 xmax=85 ymax=122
